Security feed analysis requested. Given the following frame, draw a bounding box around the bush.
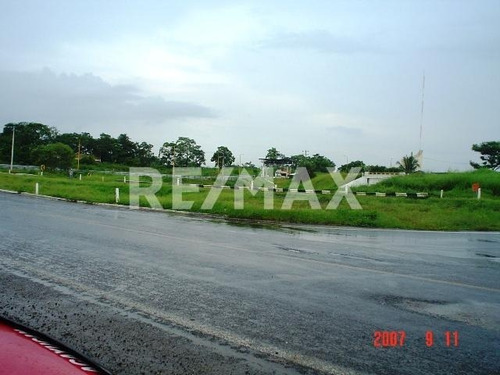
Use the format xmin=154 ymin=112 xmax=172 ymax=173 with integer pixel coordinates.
xmin=79 ymin=154 xmax=96 ymax=165
xmin=31 ymin=143 xmax=74 ymax=170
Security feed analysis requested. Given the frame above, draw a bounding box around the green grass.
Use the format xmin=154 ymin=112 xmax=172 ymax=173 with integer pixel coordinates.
xmin=0 ymin=170 xmax=498 ymax=231
xmin=352 ymin=169 xmax=500 ymax=198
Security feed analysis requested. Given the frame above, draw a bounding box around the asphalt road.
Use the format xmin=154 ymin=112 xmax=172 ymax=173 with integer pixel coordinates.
xmin=0 ymin=192 xmax=499 ymax=374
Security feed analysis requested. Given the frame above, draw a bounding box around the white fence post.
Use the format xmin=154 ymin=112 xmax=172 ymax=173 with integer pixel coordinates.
xmin=35 ymin=183 xmax=39 ymax=195
xmin=115 ymin=188 xmax=120 ymax=203
xmin=124 ymin=176 xmax=127 ymax=183
xmin=477 ymin=188 xmax=481 ymax=200
xmin=79 ymin=174 xmax=82 ymax=181
xmin=440 ymin=189 xmax=443 ymax=198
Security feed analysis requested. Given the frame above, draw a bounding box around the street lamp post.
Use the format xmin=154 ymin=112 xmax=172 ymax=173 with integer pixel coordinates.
xmin=9 ymin=125 xmax=16 ymax=173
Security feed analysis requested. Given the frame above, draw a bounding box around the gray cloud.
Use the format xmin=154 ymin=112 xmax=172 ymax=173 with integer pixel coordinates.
xmin=0 ymin=69 xmax=215 ymax=129
xmin=258 ymin=30 xmax=376 ymax=54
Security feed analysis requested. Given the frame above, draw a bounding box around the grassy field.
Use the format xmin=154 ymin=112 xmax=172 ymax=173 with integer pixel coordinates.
xmin=0 ymin=169 xmax=498 ymax=231
xmin=352 ymin=169 xmax=500 ymax=198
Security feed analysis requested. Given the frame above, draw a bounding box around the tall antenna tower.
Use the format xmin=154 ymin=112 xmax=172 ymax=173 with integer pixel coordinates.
xmin=419 ymin=71 xmax=425 ymax=151
xmin=415 ymin=71 xmax=425 ymax=170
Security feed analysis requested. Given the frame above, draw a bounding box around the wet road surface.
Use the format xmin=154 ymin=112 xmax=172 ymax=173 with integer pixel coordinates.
xmin=0 ymin=192 xmax=499 ymax=374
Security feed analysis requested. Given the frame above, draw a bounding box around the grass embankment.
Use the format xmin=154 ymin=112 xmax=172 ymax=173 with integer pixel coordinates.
xmin=352 ymin=170 xmax=500 ymax=198
xmin=0 ymin=169 xmax=498 ymax=231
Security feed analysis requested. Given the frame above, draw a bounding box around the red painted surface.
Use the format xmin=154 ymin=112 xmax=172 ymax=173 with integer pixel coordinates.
xmin=0 ymin=321 xmax=98 ymax=374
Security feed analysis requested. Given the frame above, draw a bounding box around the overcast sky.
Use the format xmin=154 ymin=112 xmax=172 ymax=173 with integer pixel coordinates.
xmin=1 ymin=0 xmax=499 ymax=170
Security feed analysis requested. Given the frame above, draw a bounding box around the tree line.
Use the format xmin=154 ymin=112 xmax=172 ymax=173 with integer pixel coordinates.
xmin=0 ymin=122 xmax=339 ymax=173
xmin=0 ymin=123 xmax=156 ymax=169
xmin=1 ymin=123 xmax=498 ymax=172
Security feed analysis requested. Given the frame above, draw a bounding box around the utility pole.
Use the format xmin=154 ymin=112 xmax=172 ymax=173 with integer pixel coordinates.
xmin=9 ymin=125 xmax=16 ymax=173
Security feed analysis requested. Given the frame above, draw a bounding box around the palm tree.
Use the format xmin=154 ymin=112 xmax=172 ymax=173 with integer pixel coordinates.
xmin=397 ymin=153 xmax=420 ymax=174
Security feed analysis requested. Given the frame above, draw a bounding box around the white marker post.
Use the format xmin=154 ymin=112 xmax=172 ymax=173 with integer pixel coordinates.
xmin=79 ymin=174 xmax=82 ymax=181
xmin=115 ymin=188 xmax=120 ymax=203
xmin=440 ymin=189 xmax=444 ymax=198
xmin=477 ymin=188 xmax=481 ymax=200
xmin=124 ymin=176 xmax=127 ymax=183
xmin=35 ymin=183 xmax=39 ymax=195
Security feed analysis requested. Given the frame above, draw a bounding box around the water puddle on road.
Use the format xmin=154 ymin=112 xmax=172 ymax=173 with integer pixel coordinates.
xmin=219 ymin=219 xmax=319 ymax=235
xmin=475 ymin=253 xmax=500 ymax=263
xmin=371 ymin=294 xmax=498 ymax=330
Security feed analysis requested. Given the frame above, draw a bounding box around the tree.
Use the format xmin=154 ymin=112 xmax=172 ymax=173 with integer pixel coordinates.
xmin=290 ymin=154 xmax=306 ymax=167
xmin=265 ymin=147 xmax=283 ymax=160
xmin=366 ymin=165 xmax=401 ymax=173
xmin=310 ymin=153 xmax=335 ymax=172
xmin=54 ymin=132 xmax=81 ymax=152
xmin=264 ymin=147 xmax=287 ymax=167
xmin=115 ymin=133 xmax=137 ymax=164
xmin=470 ymin=141 xmax=500 ymax=170
xmin=31 ymin=143 xmax=74 ymax=170
xmin=0 ymin=122 xmax=57 ymax=164
xmin=211 ymin=146 xmax=235 ymax=168
xmin=0 ymin=130 xmax=11 ymax=164
xmin=159 ymin=137 xmax=205 ymax=167
xmin=94 ymin=133 xmax=118 ymax=163
xmin=339 ymin=160 xmax=366 ymax=173
xmin=54 ymin=132 xmax=97 ymax=164
xmin=135 ymin=142 xmax=155 ymax=166
xmin=397 ymin=153 xmax=420 ymax=174
xmin=78 ymin=132 xmax=97 ymax=155
xmin=290 ymin=153 xmax=335 ymax=177
xmin=80 ymin=154 xmax=96 ymax=165
xmin=290 ymin=154 xmax=315 ymax=177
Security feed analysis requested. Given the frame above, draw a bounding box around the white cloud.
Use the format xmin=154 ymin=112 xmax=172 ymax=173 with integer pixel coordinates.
xmin=259 ymin=30 xmax=378 ymax=54
xmin=166 ymin=4 xmax=265 ymax=48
